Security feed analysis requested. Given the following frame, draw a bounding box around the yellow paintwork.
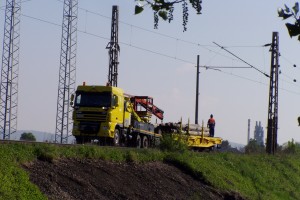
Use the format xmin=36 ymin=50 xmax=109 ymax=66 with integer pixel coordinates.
xmin=72 ymin=85 xmax=132 ymax=139
xmin=173 ymin=120 xmax=222 ymax=149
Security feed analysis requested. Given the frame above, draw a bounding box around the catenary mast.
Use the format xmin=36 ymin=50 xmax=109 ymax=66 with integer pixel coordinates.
xmin=0 ymin=0 xmax=21 ymax=140
xmin=106 ymin=5 xmax=120 ymax=87
xmin=55 ymin=0 xmax=78 ymax=144
xmin=266 ymin=32 xmax=279 ymax=154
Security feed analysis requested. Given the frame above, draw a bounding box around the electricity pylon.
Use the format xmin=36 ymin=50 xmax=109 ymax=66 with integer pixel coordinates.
xmin=55 ymin=0 xmax=78 ymax=144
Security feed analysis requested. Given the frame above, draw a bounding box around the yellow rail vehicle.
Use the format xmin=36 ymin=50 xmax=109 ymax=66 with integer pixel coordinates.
xmin=71 ymin=84 xmax=163 ymax=148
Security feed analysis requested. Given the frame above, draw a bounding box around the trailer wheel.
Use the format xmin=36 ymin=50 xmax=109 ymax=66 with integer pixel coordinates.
xmin=142 ymin=135 xmax=149 ymax=149
xmin=136 ymin=134 xmax=141 ymax=148
xmin=113 ymin=129 xmax=120 ymax=146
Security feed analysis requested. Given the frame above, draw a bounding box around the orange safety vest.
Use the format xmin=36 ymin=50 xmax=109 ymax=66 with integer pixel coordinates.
xmin=208 ymin=118 xmax=215 ymax=127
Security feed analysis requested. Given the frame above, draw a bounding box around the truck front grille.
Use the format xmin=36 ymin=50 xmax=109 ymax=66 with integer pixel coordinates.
xmin=76 ymin=111 xmax=107 ymax=122
xmin=78 ymin=121 xmax=100 ymax=134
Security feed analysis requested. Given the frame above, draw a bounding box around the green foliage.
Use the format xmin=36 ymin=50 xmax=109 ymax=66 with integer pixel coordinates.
xmin=159 ymin=133 xmax=189 ymax=152
xmin=278 ymin=2 xmax=300 ymax=40
xmin=1 ymin=142 xmax=300 ymax=199
xmin=135 ymin=0 xmax=202 ymax=31
xmin=244 ymin=139 xmax=265 ymax=154
xmin=20 ymin=132 xmax=36 ymax=141
xmin=0 ymin=144 xmax=46 ymax=199
xmin=279 ymin=139 xmax=300 ymax=154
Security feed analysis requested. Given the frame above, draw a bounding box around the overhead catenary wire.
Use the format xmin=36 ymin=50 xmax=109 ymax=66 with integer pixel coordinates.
xmin=1 ymin=2 xmax=297 ymax=97
xmin=213 ymin=42 xmax=270 ymax=78
xmin=18 ymin=12 xmax=300 ymax=96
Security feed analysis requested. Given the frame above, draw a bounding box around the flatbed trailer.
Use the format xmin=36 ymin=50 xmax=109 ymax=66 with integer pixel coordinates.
xmin=158 ymin=120 xmax=222 ymax=150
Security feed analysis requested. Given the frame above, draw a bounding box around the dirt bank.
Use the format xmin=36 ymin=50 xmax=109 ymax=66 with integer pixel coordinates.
xmin=23 ymin=158 xmax=244 ymax=200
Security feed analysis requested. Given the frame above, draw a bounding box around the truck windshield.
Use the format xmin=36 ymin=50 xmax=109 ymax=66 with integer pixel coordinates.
xmin=75 ymin=92 xmax=112 ymax=107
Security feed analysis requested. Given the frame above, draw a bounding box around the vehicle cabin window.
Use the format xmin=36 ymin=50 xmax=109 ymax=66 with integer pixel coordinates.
xmin=112 ymin=95 xmax=118 ymax=107
xmin=75 ymin=92 xmax=112 ymax=107
xmin=76 ymin=94 xmax=82 ymax=105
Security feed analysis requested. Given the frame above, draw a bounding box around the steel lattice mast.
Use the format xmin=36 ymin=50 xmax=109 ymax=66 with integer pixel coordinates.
xmin=106 ymin=5 xmax=120 ymax=87
xmin=55 ymin=0 xmax=78 ymax=144
xmin=266 ymin=32 xmax=279 ymax=154
xmin=0 ymin=0 xmax=21 ymax=140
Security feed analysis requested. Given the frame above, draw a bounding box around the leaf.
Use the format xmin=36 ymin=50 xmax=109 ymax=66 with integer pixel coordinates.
xmin=158 ymin=10 xmax=168 ymax=20
xmin=152 ymin=5 xmax=161 ymax=12
xmin=278 ymin=8 xmax=293 ymax=20
xmin=293 ymin=2 xmax=299 ymax=15
xmin=284 ymin=4 xmax=290 ymax=13
xmin=286 ymin=23 xmax=300 ymax=37
xmin=135 ymin=5 xmax=144 ymax=15
xmin=283 ymin=13 xmax=293 ymax=19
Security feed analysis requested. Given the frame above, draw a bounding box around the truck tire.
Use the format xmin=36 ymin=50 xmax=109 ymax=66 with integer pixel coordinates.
xmin=75 ymin=136 xmax=83 ymax=144
xmin=113 ymin=129 xmax=120 ymax=146
xmin=136 ymin=134 xmax=141 ymax=148
xmin=142 ymin=135 xmax=149 ymax=149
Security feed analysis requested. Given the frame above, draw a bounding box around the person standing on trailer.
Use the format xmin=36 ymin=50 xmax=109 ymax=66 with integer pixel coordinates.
xmin=207 ymin=114 xmax=216 ymax=137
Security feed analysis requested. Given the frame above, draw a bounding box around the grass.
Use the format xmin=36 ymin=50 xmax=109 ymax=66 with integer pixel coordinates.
xmin=0 ymin=142 xmax=300 ymax=199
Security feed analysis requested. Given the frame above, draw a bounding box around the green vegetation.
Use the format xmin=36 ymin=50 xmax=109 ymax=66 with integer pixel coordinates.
xmin=1 ymin=142 xmax=300 ymax=199
xmin=20 ymin=132 xmax=36 ymax=142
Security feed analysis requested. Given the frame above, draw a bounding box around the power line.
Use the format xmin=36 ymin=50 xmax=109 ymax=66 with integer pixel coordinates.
xmin=53 ymin=0 xmax=265 ymax=63
xmin=213 ymin=42 xmax=270 ymax=78
xmin=18 ymin=12 xmax=300 ymax=96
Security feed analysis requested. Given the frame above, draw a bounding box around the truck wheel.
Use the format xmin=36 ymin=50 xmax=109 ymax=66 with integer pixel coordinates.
xmin=113 ymin=129 xmax=120 ymax=146
xmin=75 ymin=136 xmax=82 ymax=144
xmin=136 ymin=134 xmax=141 ymax=148
xmin=142 ymin=136 xmax=149 ymax=149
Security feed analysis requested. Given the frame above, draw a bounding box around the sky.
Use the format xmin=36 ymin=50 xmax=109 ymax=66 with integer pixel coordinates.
xmin=1 ymin=0 xmax=300 ymax=145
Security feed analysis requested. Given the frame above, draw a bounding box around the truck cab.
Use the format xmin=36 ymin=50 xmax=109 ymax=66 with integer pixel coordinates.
xmin=71 ymin=84 xmax=163 ymax=147
xmin=72 ymin=84 xmax=131 ymax=144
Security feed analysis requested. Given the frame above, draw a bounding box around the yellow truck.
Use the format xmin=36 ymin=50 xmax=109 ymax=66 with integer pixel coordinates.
xmin=71 ymin=83 xmax=222 ymax=150
xmin=71 ymin=83 xmax=163 ymax=148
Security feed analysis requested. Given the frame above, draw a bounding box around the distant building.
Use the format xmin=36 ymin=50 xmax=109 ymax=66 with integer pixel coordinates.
xmin=254 ymin=121 xmax=264 ymax=146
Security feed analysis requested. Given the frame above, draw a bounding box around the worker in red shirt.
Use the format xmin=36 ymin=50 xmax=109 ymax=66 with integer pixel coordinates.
xmin=207 ymin=114 xmax=215 ymax=137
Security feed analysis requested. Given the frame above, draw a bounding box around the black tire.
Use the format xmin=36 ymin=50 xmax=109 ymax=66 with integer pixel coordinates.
xmin=113 ymin=129 xmax=120 ymax=146
xmin=136 ymin=134 xmax=141 ymax=148
xmin=75 ymin=136 xmax=82 ymax=144
xmin=142 ymin=135 xmax=149 ymax=149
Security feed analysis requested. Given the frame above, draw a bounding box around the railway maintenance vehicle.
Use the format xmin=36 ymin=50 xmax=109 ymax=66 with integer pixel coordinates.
xmin=71 ymin=83 xmax=164 ymax=148
xmin=71 ymin=83 xmax=222 ymax=150
xmin=70 ymin=5 xmax=222 ymax=150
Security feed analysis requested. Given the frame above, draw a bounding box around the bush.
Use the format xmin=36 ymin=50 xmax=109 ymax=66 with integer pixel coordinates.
xmin=159 ymin=133 xmax=188 ymax=152
xmin=245 ymin=139 xmax=265 ymax=154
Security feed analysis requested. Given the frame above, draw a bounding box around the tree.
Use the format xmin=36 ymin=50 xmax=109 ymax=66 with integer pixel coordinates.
xmin=244 ymin=139 xmax=265 ymax=154
xmin=134 ymin=0 xmax=202 ymax=31
xmin=20 ymin=132 xmax=36 ymax=141
xmin=220 ymin=140 xmax=231 ymax=149
xmin=278 ymin=3 xmax=300 ymax=40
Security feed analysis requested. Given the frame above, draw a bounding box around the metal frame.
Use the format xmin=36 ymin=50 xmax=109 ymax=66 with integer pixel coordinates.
xmin=106 ymin=5 xmax=120 ymax=87
xmin=55 ymin=0 xmax=78 ymax=143
xmin=0 ymin=0 xmax=21 ymax=140
xmin=266 ymin=32 xmax=279 ymax=154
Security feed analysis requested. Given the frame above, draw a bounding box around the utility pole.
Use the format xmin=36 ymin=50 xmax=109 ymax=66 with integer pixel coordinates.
xmin=247 ymin=119 xmax=250 ymax=144
xmin=55 ymin=0 xmax=78 ymax=144
xmin=195 ymin=55 xmax=200 ymax=124
xmin=106 ymin=5 xmax=120 ymax=87
xmin=266 ymin=32 xmax=279 ymax=154
xmin=0 ymin=0 xmax=21 ymax=140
